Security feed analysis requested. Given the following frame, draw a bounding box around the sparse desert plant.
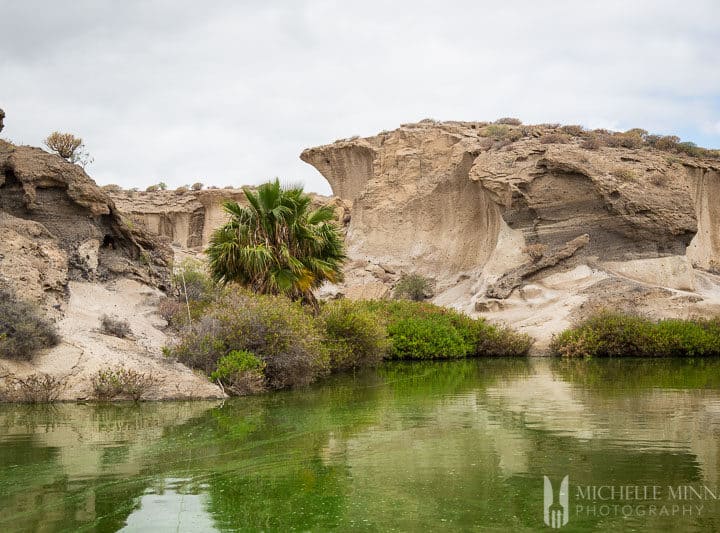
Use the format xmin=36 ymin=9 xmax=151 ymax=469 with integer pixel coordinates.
xmin=649 ymin=173 xmax=668 ymax=187
xmin=146 ymin=184 xmax=160 ymax=192
xmin=523 ymin=243 xmax=547 ymax=262
xmin=560 ymin=125 xmax=585 ymax=136
xmin=393 ymin=273 xmax=433 ymax=301
xmin=4 ymin=373 xmax=68 ymax=403
xmin=654 ymin=135 xmax=680 ymax=151
xmin=175 ymin=186 xmax=189 ymax=194
xmin=612 ymin=168 xmax=638 ymax=181
xmin=101 ymin=184 xmax=122 ymax=192
xmin=44 ymin=131 xmax=93 ymax=167
xmin=191 ymin=182 xmax=203 ymax=191
xmin=581 ymin=135 xmax=603 ymax=150
xmin=100 ymin=315 xmax=131 ymax=338
xmin=540 ymin=133 xmax=569 ymax=144
xmin=92 ymin=367 xmax=160 ymax=401
xmin=606 ymin=131 xmax=644 ymax=149
xmin=0 ymin=288 xmax=60 ymax=360
xmin=495 ymin=117 xmax=522 ymax=125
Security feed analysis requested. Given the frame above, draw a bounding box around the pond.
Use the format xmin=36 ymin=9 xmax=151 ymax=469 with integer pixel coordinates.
xmin=2 ymin=358 xmax=720 ymax=532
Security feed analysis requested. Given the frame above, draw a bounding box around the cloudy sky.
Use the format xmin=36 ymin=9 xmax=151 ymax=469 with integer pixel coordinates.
xmin=1 ymin=0 xmax=718 ymax=194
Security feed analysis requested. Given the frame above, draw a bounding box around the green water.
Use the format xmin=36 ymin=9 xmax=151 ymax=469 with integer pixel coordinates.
xmin=2 ymin=359 xmax=720 ymax=532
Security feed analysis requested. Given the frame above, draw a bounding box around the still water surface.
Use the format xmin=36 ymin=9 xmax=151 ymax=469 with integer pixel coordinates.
xmin=2 ymin=358 xmax=720 ymax=532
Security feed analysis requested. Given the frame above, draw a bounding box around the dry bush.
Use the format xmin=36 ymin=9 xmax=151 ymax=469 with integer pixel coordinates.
xmin=92 ymin=368 xmax=160 ymax=401
xmin=612 ymin=168 xmax=638 ymax=181
xmin=560 ymin=125 xmax=585 ymax=136
xmin=649 ymin=173 xmax=668 ymax=187
xmin=44 ymin=131 xmax=93 ymax=167
xmin=100 ymin=315 xmax=131 ymax=338
xmin=540 ymin=133 xmax=569 ymax=144
xmin=146 ymin=184 xmax=160 ymax=192
xmin=101 ymin=184 xmax=123 ymax=193
xmin=2 ymin=373 xmax=68 ymax=403
xmin=495 ymin=117 xmax=522 ymax=125
xmin=523 ymin=243 xmax=547 ymax=262
xmin=606 ymin=132 xmax=644 ymax=149
xmin=191 ymin=182 xmax=203 ymax=191
xmin=0 ymin=288 xmax=60 ymax=360
xmin=175 ymin=186 xmax=189 ymax=194
xmin=581 ymin=135 xmax=603 ymax=150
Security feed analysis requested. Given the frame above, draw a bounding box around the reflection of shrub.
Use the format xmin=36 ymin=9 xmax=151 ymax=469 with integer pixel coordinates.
xmin=551 ymin=312 xmax=720 ymax=358
xmin=0 ymin=288 xmax=60 ymax=360
xmin=210 ymin=350 xmax=266 ymax=395
xmin=100 ymin=315 xmax=131 ymax=338
xmin=92 ymin=368 xmax=160 ymax=401
xmin=169 ymin=290 xmax=329 ymax=390
xmin=321 ymin=300 xmax=388 ymax=370
xmin=393 ymin=273 xmax=432 ymax=301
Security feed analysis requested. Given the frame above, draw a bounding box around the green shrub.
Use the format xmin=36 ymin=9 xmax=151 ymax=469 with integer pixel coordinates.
xmin=393 ymin=273 xmax=433 ymax=301
xmin=210 ymin=350 xmax=266 ymax=395
xmin=0 ymin=289 xmax=60 ymax=360
xmin=387 ymin=316 xmax=471 ymax=359
xmin=551 ymin=312 xmax=720 ymax=358
xmin=168 ymin=290 xmax=329 ymax=390
xmin=357 ymin=300 xmax=531 ymax=359
xmin=320 ymin=300 xmax=388 ymax=370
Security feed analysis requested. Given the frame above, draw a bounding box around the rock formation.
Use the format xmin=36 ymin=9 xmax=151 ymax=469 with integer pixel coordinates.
xmin=0 ymin=139 xmax=221 ymax=400
xmin=108 ymin=188 xmax=350 ymax=250
xmin=301 ymin=121 xmax=720 ymax=349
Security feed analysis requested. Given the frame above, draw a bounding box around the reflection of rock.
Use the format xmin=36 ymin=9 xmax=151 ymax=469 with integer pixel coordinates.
xmin=484 ymin=359 xmax=720 ymax=485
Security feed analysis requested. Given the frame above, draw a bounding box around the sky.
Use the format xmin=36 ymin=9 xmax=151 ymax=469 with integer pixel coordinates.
xmin=1 ymin=0 xmax=718 ymax=195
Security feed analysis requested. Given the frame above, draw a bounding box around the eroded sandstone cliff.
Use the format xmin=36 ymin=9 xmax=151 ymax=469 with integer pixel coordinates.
xmin=0 ymin=140 xmax=222 ymax=400
xmin=301 ymin=121 xmax=720 ymax=348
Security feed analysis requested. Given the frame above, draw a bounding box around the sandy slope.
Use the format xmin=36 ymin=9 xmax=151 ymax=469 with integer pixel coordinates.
xmin=0 ymin=279 xmax=224 ymax=401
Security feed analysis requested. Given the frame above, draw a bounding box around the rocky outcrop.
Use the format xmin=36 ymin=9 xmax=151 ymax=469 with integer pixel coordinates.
xmin=0 ymin=141 xmax=171 ymax=304
xmin=302 ymin=121 xmax=720 ymax=349
xmin=0 ymin=140 xmax=221 ymax=400
xmin=108 ymin=188 xmax=350 ymax=250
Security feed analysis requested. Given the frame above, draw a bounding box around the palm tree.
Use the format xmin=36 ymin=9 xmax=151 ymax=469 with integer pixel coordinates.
xmin=206 ymin=179 xmax=346 ymax=307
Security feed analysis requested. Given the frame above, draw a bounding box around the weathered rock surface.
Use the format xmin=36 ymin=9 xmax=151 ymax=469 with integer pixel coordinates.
xmin=0 ymin=140 xmax=222 ymax=400
xmin=108 ymin=188 xmax=350 ymax=250
xmin=302 ymin=121 xmax=720 ymax=350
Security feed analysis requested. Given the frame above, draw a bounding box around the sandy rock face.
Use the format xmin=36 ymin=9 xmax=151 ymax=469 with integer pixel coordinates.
xmin=302 ymin=121 xmax=720 ymax=349
xmin=109 ymin=188 xmax=350 ymax=250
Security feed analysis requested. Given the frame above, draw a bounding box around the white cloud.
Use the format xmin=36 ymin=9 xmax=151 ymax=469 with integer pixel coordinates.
xmin=1 ymin=0 xmax=718 ymax=194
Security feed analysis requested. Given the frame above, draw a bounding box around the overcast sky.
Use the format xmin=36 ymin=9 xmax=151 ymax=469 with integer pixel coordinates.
xmin=1 ymin=1 xmax=718 ymax=194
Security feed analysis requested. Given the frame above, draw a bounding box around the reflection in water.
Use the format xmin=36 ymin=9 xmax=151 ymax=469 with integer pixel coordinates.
xmin=1 ymin=359 xmax=720 ymax=531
